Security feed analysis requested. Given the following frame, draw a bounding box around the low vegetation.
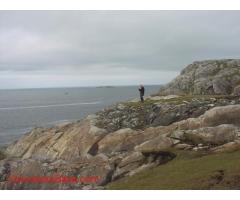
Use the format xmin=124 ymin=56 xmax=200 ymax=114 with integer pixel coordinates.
xmin=124 ymin=95 xmax=231 ymax=108
xmin=107 ymin=149 xmax=240 ymax=189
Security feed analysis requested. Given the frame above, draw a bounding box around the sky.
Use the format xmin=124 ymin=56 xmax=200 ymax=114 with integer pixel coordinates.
xmin=0 ymin=11 xmax=240 ymax=89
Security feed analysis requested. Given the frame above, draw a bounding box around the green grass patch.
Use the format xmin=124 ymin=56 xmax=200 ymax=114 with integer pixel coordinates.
xmin=123 ymin=99 xmax=160 ymax=108
xmin=107 ymin=149 xmax=240 ymax=189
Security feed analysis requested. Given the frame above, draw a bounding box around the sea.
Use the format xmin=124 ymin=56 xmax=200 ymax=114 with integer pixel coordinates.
xmin=0 ymin=85 xmax=160 ymax=146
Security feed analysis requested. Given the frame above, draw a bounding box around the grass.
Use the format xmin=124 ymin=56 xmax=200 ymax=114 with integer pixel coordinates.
xmin=107 ymin=149 xmax=240 ymax=189
xmin=123 ymin=99 xmax=160 ymax=107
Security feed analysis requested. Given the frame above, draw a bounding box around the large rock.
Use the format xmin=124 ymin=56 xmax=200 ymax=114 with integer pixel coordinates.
xmin=201 ymin=105 xmax=240 ymax=127
xmin=98 ymin=127 xmax=163 ymax=155
xmin=135 ymin=136 xmax=177 ymax=153
xmin=158 ymin=59 xmax=240 ymax=95
xmin=170 ymin=124 xmax=239 ymax=145
xmin=98 ymin=128 xmax=142 ymax=154
xmin=172 ymin=105 xmax=240 ymax=131
xmin=167 ymin=105 xmax=240 ymax=146
xmin=6 ymin=119 xmax=108 ymax=161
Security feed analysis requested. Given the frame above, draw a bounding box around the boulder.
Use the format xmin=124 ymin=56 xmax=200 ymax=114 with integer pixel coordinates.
xmin=201 ymin=105 xmax=240 ymax=127
xmin=170 ymin=105 xmax=240 ymax=132
xmin=98 ymin=127 xmax=164 ymax=155
xmin=135 ymin=136 xmax=176 ymax=153
xmin=98 ymin=128 xmax=142 ymax=154
xmin=170 ymin=124 xmax=239 ymax=145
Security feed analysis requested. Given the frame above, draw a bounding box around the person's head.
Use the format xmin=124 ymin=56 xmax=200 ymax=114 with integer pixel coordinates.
xmin=139 ymin=84 xmax=143 ymax=88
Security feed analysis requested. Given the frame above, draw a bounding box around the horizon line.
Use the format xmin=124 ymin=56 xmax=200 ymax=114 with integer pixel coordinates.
xmin=0 ymin=84 xmax=163 ymax=91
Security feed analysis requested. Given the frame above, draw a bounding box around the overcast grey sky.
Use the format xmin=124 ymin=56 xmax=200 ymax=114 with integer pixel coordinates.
xmin=0 ymin=11 xmax=240 ymax=89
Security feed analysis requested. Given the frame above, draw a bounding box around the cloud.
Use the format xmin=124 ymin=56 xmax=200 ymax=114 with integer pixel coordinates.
xmin=0 ymin=11 xmax=240 ymax=88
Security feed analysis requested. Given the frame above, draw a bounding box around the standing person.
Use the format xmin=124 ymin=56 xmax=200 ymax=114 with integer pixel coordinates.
xmin=138 ymin=85 xmax=145 ymax=102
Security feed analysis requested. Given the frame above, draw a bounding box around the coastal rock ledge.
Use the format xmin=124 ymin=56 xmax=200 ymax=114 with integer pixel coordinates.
xmin=1 ymin=59 xmax=240 ymax=189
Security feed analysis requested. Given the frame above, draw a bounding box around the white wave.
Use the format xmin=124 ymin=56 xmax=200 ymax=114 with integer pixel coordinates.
xmin=45 ymin=119 xmax=74 ymax=126
xmin=0 ymin=101 xmax=101 ymax=111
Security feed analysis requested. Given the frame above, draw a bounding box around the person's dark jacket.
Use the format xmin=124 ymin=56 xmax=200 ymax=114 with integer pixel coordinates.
xmin=139 ymin=87 xmax=145 ymax=96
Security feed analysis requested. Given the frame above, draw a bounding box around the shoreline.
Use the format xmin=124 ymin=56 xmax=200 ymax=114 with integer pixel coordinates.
xmin=0 ymin=85 xmax=160 ymax=147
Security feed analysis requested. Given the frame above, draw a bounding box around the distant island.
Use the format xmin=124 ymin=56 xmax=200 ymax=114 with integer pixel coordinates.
xmin=96 ymin=86 xmax=115 ymax=88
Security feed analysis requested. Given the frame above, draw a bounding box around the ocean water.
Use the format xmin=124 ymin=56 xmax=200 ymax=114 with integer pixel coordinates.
xmin=0 ymin=85 xmax=160 ymax=146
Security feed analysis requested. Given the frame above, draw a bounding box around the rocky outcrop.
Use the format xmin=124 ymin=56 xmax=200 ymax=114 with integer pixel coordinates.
xmin=2 ymin=103 xmax=240 ymax=189
xmin=2 ymin=59 xmax=240 ymax=189
xmin=5 ymin=119 xmax=108 ymax=160
xmin=158 ymin=59 xmax=240 ymax=95
xmin=96 ymin=95 xmax=240 ymax=132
